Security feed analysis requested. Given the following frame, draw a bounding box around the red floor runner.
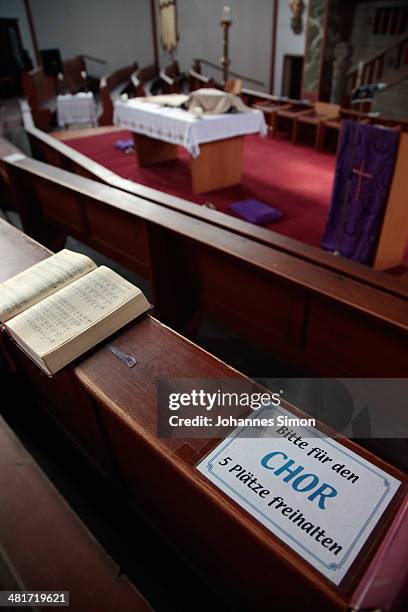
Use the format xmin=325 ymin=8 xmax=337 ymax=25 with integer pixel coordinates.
xmin=66 ymin=129 xmax=408 ymax=271
xmin=67 ymin=130 xmax=336 ymax=247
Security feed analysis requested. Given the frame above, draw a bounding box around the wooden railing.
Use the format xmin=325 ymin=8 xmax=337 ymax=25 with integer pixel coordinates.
xmin=347 ymin=31 xmax=408 ymax=92
xmin=194 ymin=58 xmax=264 ymax=87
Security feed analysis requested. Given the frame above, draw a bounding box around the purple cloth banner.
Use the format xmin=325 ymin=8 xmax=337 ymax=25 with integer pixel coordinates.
xmin=321 ymin=120 xmax=399 ymax=265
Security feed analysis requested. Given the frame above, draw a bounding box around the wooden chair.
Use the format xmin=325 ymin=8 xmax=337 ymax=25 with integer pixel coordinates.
xmin=252 ymin=100 xmax=292 ymax=134
xmin=317 ymin=108 xmax=367 ymax=150
xmin=274 ymin=101 xmax=313 ymax=138
xmin=292 ymin=101 xmax=340 ymax=148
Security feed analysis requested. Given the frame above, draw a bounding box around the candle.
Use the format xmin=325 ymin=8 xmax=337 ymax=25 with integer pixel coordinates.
xmin=357 ymin=61 xmax=364 ymax=86
xmin=222 ymin=5 xmax=231 ymax=22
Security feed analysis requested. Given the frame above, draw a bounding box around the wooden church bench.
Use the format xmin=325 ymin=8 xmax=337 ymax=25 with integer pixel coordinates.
xmin=366 ymin=115 xmax=408 ymax=132
xmin=1 ymin=219 xmax=407 ymax=612
xmin=274 ymin=102 xmax=314 ymax=138
xmin=99 ymin=61 xmax=139 ymax=125
xmin=2 ymin=154 xmax=407 ymax=377
xmin=0 ymin=412 xmax=151 ymax=611
xmin=317 ymin=109 xmax=369 ymax=150
xmin=292 ymin=102 xmax=340 ymax=148
xmin=22 ymin=67 xmax=57 ymax=131
xmin=251 ymin=100 xmax=292 ymax=133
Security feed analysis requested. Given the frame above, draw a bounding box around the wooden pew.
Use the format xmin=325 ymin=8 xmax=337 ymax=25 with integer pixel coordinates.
xmin=0 ymin=138 xmax=22 ymax=211
xmin=99 ymin=62 xmax=139 ymax=125
xmin=1 ymin=220 xmax=407 ymax=612
xmin=2 ymin=154 xmax=407 ymax=377
xmin=22 ymin=67 xmax=57 ymax=131
xmin=21 ymin=57 xmax=98 ymax=131
xmin=188 ymin=60 xmax=217 ymax=90
xmin=18 ymin=108 xmax=408 ymax=288
xmin=0 ymin=413 xmax=151 ymax=611
xmin=158 ymin=61 xmax=187 ymax=94
xmin=132 ymin=63 xmax=159 ymax=97
xmin=61 ymin=55 xmax=86 ymax=93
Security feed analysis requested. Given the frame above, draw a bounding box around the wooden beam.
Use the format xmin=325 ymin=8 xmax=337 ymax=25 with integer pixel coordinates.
xmin=269 ymin=0 xmax=279 ymax=93
xmin=150 ymin=0 xmax=159 ymax=71
xmin=23 ymin=0 xmax=41 ymax=67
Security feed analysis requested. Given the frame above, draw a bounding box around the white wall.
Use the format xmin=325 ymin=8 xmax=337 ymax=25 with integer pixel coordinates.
xmin=0 ymin=0 xmax=36 ymax=66
xmin=28 ymin=0 xmax=155 ymax=77
xmin=274 ymin=0 xmax=307 ymax=95
xmin=157 ymin=0 xmax=275 ymax=92
xmin=1 ymin=0 xmax=307 ymax=93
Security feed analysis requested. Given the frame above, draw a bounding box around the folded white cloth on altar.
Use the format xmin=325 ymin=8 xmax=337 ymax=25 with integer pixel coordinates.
xmin=139 ymin=93 xmax=190 ymax=107
xmin=187 ymin=88 xmax=251 ymax=114
xmin=113 ymin=98 xmax=267 ymax=158
xmin=57 ymin=92 xmax=97 ymax=127
xmin=137 ymin=88 xmax=251 ymax=115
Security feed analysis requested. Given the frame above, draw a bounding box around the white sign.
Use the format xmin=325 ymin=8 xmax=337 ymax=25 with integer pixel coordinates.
xmin=196 ymin=405 xmax=400 ymax=584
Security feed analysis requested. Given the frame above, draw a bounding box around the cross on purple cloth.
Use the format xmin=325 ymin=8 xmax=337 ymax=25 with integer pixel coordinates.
xmin=229 ymin=199 xmax=283 ymax=225
xmin=321 ymin=120 xmax=399 ymax=265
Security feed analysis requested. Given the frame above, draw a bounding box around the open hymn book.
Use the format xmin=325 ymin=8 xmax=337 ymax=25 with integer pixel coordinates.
xmin=0 ymin=250 xmax=150 ymax=376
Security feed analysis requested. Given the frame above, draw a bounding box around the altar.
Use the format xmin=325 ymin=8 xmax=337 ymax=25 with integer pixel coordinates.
xmin=113 ymin=98 xmax=267 ymax=193
xmin=57 ymin=92 xmax=97 ymax=128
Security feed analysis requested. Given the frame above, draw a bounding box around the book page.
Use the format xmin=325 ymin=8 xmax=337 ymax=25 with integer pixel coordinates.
xmin=0 ymin=250 xmax=96 ymax=323
xmin=6 ymin=266 xmax=142 ymax=357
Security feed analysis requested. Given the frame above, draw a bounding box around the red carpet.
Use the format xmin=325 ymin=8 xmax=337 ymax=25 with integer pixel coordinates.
xmin=66 ymin=130 xmax=335 ymax=247
xmin=65 ymin=130 xmax=408 ymax=271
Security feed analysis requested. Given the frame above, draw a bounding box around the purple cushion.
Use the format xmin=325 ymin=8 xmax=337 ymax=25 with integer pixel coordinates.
xmin=114 ymin=138 xmax=134 ymax=151
xmin=229 ymin=199 xmax=283 ymax=225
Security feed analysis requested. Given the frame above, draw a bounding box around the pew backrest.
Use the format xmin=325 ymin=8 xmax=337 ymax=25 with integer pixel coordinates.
xmin=22 ymin=67 xmax=57 ymax=131
xmin=99 ymin=61 xmax=139 ymax=125
xmin=62 ymin=55 xmax=87 ymax=93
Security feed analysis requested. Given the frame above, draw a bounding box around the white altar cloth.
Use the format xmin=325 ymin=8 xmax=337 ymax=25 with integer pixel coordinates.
xmin=57 ymin=92 xmax=97 ymax=127
xmin=113 ymin=99 xmax=267 ymax=158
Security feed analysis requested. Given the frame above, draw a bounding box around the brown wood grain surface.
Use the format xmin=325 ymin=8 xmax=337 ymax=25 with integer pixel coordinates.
xmin=0 ymin=413 xmax=151 ymax=611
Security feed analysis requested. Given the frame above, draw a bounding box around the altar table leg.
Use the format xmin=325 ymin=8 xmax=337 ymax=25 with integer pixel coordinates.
xmin=190 ymin=136 xmax=244 ymax=194
xmin=133 ymin=133 xmax=179 ymax=166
